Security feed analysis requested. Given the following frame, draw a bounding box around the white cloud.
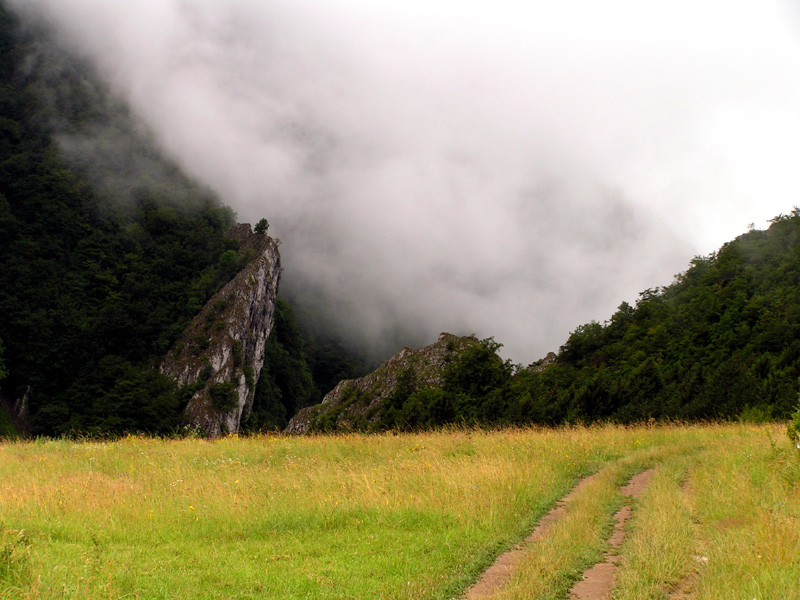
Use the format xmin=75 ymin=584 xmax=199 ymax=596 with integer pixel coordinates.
xmin=12 ymin=0 xmax=800 ymax=362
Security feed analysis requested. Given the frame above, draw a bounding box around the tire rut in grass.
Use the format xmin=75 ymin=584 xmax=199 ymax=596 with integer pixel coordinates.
xmin=463 ymin=472 xmax=600 ymax=600
xmin=568 ymin=468 xmax=655 ymax=600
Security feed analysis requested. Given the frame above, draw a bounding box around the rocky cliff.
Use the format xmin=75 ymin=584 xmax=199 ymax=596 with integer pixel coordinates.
xmin=161 ymin=224 xmax=280 ymax=437
xmin=0 ymin=388 xmax=29 ymax=437
xmin=528 ymin=351 xmax=558 ymax=373
xmin=285 ymin=333 xmax=478 ymax=433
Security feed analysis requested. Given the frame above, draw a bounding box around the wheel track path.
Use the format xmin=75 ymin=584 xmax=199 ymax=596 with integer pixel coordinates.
xmin=462 ymin=468 xmax=655 ymax=600
xmin=568 ymin=468 xmax=655 ymax=600
xmin=463 ymin=472 xmax=600 ymax=599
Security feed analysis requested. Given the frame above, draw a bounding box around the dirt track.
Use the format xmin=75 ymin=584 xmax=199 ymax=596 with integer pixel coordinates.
xmin=568 ymin=469 xmax=654 ymax=600
xmin=463 ymin=473 xmax=599 ymax=599
xmin=463 ymin=469 xmax=655 ymax=600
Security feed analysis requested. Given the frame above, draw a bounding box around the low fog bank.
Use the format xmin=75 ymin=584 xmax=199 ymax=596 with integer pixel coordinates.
xmin=11 ymin=0 xmax=800 ymax=363
xmin=13 ymin=17 xmax=222 ymax=215
xmin=283 ymin=177 xmax=689 ymax=362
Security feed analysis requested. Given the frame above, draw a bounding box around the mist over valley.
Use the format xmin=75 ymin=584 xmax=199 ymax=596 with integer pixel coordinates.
xmin=9 ymin=0 xmax=800 ymax=364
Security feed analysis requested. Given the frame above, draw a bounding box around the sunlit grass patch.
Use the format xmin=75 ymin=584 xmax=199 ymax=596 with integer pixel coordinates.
xmin=0 ymin=528 xmax=32 ymax=597
xmin=687 ymin=425 xmax=800 ymax=600
xmin=491 ymin=437 xmax=700 ymax=600
xmin=0 ymin=424 xmax=792 ymax=599
xmin=0 ymin=427 xmax=634 ymax=599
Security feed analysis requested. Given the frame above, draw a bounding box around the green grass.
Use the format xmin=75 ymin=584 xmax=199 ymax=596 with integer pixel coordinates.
xmin=613 ymin=424 xmax=800 ymax=600
xmin=612 ymin=452 xmax=698 ymax=599
xmin=686 ymin=427 xmax=800 ymax=599
xmin=492 ymin=433 xmax=705 ymax=600
xmin=0 ymin=424 xmax=796 ymax=599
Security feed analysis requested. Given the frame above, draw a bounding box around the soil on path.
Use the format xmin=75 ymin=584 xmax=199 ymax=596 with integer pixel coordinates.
xmin=463 ymin=473 xmax=599 ymax=600
xmin=568 ymin=468 xmax=655 ymax=600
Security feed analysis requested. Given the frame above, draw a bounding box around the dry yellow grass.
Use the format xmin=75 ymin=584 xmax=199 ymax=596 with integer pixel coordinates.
xmin=0 ymin=424 xmax=795 ymax=599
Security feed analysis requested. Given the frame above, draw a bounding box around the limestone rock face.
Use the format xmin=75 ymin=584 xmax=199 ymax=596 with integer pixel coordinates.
xmin=285 ymin=332 xmax=478 ymax=434
xmin=0 ymin=387 xmax=30 ymax=436
xmin=528 ymin=351 xmax=558 ymax=373
xmin=161 ymin=224 xmax=280 ymax=437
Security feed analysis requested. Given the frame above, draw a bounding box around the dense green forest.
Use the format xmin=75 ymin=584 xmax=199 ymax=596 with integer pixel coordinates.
xmin=243 ymin=299 xmax=371 ymax=431
xmin=366 ymin=213 xmax=800 ymax=431
xmin=0 ymin=4 xmax=366 ymax=436
xmin=0 ymin=3 xmax=238 ymax=435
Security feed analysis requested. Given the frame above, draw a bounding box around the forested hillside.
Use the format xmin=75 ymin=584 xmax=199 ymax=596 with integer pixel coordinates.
xmin=549 ymin=213 xmax=800 ymax=422
xmin=303 ymin=212 xmax=800 ymax=433
xmin=0 ymin=4 xmax=241 ymax=435
xmin=0 ymin=4 xmax=366 ymax=436
xmin=377 ymin=213 xmax=800 ymax=430
xmin=245 ymin=299 xmax=371 ymax=432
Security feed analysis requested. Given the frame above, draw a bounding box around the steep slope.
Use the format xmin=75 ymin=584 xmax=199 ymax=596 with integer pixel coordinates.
xmin=0 ymin=2 xmax=371 ymax=437
xmin=286 ymin=333 xmax=479 ymax=433
xmin=0 ymin=3 xmax=243 ymax=434
xmin=161 ymin=224 xmax=281 ymax=437
xmin=552 ymin=212 xmax=800 ymax=421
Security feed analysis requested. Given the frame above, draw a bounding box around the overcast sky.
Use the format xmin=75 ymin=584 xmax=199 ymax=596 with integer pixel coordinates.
xmin=12 ymin=0 xmax=800 ymax=363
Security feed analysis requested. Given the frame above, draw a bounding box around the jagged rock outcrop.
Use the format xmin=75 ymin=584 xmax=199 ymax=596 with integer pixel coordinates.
xmin=161 ymin=224 xmax=280 ymax=437
xmin=528 ymin=351 xmax=558 ymax=373
xmin=285 ymin=332 xmax=478 ymax=434
xmin=0 ymin=388 xmax=30 ymax=437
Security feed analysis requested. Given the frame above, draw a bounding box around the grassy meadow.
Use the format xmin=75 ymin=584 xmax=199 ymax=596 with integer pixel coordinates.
xmin=0 ymin=424 xmax=798 ymax=599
